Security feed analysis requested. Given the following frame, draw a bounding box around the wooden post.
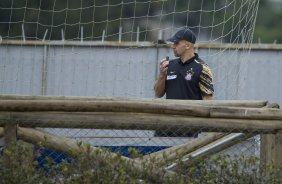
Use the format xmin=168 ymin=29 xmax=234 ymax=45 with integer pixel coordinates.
xmin=274 ymin=130 xmax=282 ymax=169
xmin=261 ymin=130 xmax=282 ymax=170
xmin=4 ymin=124 xmax=17 ymax=144
xmin=0 ymin=127 xmax=4 ymax=137
xmin=260 ymin=103 xmax=281 ymax=171
xmin=260 ymin=133 xmax=275 ymax=167
xmin=3 ymin=123 xmax=17 ymax=168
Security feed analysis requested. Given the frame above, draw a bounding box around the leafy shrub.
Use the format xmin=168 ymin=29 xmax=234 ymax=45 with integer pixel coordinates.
xmin=1 ymin=142 xmax=282 ymax=184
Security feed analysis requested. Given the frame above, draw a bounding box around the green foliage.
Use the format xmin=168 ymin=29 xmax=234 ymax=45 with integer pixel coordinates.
xmin=1 ymin=142 xmax=282 ymax=184
xmin=181 ymin=154 xmax=282 ymax=184
xmin=253 ymin=0 xmax=282 ymax=43
xmin=0 ymin=142 xmax=50 ymax=184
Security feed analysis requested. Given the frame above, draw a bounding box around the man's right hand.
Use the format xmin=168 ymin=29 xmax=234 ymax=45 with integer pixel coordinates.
xmin=154 ymin=58 xmax=169 ymax=98
xmin=159 ymin=58 xmax=169 ymax=76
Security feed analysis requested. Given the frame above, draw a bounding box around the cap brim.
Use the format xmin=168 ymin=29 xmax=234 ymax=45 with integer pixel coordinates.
xmin=167 ymin=36 xmax=180 ymax=43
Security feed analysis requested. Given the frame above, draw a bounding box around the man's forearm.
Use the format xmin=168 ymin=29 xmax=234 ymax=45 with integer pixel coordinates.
xmin=154 ymin=75 xmax=166 ymax=98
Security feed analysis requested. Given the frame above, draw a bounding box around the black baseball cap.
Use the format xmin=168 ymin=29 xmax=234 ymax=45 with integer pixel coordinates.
xmin=167 ymin=28 xmax=196 ymax=44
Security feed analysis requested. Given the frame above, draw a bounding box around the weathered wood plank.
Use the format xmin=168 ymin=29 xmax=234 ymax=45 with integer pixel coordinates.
xmin=0 ymin=112 xmax=281 ymax=133
xmin=0 ymin=99 xmax=211 ymax=117
xmin=0 ymin=98 xmax=279 ymax=120
xmin=167 ymin=133 xmax=255 ymax=170
xmin=0 ymin=94 xmax=268 ymax=108
xmin=141 ymin=133 xmax=227 ymax=165
xmin=210 ymin=106 xmax=282 ymax=120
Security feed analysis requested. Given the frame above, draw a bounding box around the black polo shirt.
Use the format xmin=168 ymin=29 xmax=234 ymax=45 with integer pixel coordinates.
xmin=165 ymin=53 xmax=214 ymax=99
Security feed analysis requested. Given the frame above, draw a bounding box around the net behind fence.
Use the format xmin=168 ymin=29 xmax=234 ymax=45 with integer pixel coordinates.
xmin=0 ymin=0 xmax=260 ymax=99
xmin=0 ymin=0 xmax=259 ymax=43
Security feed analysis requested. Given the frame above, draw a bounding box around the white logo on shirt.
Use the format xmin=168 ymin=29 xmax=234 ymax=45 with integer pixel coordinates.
xmin=167 ymin=75 xmax=177 ymax=80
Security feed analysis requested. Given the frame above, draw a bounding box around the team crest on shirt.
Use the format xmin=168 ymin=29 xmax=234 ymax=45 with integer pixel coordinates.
xmin=185 ymin=68 xmax=194 ymax=81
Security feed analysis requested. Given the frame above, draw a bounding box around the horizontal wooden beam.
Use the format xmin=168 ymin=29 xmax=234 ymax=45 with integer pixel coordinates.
xmin=0 ymin=95 xmax=280 ymax=133
xmin=210 ymin=106 xmax=282 ymax=120
xmin=0 ymin=112 xmax=282 ymax=133
xmin=0 ymin=98 xmax=277 ymax=120
xmin=0 ymin=99 xmax=211 ymax=117
xmin=0 ymin=95 xmax=268 ymax=108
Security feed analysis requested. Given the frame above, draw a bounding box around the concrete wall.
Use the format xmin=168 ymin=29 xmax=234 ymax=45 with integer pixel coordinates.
xmin=1 ymin=41 xmax=281 ymax=105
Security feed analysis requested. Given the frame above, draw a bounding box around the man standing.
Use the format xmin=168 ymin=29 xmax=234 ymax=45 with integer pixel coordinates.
xmin=154 ymin=28 xmax=214 ymax=137
xmin=154 ymin=28 xmax=214 ymax=100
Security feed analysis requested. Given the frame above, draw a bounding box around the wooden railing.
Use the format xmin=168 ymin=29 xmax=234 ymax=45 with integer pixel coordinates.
xmin=0 ymin=95 xmax=281 ymax=174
